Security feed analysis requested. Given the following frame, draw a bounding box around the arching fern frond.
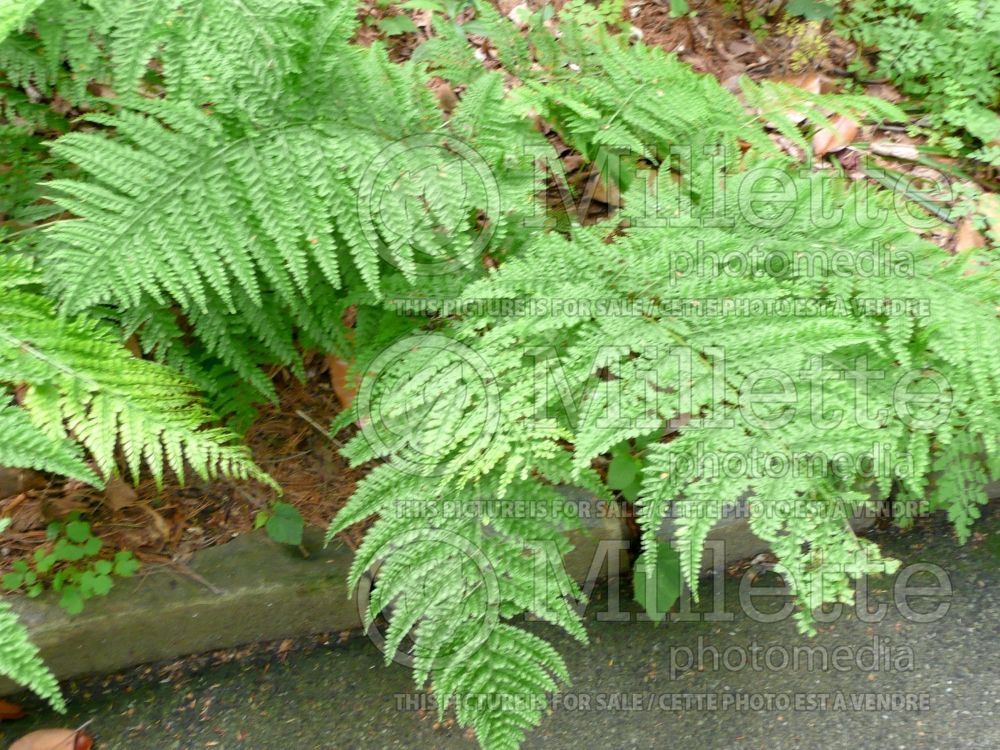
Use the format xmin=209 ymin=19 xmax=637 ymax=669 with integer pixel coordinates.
xmin=0 ymin=254 xmax=269 ymax=487
xmin=0 ymin=401 xmax=97 ymax=484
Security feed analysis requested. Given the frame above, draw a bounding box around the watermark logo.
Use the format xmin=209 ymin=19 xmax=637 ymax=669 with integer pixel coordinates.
xmin=357 ymin=333 xmax=501 ymax=477
xmin=357 ymin=134 xmax=501 ymax=277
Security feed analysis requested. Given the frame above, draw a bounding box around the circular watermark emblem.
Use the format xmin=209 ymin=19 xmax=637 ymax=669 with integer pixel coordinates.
xmin=355 ymin=527 xmax=501 ymax=670
xmin=357 ymin=133 xmax=501 ymax=278
xmin=357 ymin=333 xmax=501 ymax=477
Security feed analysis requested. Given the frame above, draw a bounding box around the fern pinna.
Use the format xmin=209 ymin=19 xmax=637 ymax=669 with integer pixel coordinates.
xmin=0 ymin=255 xmax=268 ymax=488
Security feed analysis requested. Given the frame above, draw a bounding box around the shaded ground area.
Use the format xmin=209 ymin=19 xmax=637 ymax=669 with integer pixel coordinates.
xmin=6 ymin=503 xmax=1000 ymax=749
xmin=1 ymin=372 xmax=364 ymax=576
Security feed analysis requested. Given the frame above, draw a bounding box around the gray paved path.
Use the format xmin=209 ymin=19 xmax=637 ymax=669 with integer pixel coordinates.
xmin=6 ymin=505 xmax=1000 ymax=749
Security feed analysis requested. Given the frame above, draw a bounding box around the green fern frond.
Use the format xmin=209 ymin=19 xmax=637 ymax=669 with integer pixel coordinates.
xmin=0 ymin=0 xmax=46 ymax=43
xmin=0 ymin=401 xmax=98 ymax=484
xmin=0 ymin=254 xmax=269 ymax=488
xmin=0 ymin=600 xmax=64 ymax=711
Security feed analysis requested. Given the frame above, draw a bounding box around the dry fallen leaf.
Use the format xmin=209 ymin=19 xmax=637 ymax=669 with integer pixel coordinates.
xmin=955 ymin=218 xmax=986 ymax=252
xmin=102 ymin=477 xmax=138 ymax=512
xmin=586 ymin=173 xmax=622 ymax=207
xmin=429 ymin=78 xmax=457 ymax=114
xmin=759 ymin=72 xmax=822 ymax=126
xmin=979 ymin=192 xmax=1000 ymax=238
xmin=869 ymin=142 xmax=920 ymax=161
xmin=138 ymin=502 xmax=171 ymax=540
xmin=324 ymin=354 xmax=358 ymax=410
xmin=9 ymin=729 xmax=93 ymax=750
xmin=812 ymin=115 xmax=861 ymax=158
xmin=0 ymin=698 xmax=26 ymax=720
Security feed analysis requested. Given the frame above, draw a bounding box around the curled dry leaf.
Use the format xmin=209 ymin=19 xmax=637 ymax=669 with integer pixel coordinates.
xmin=812 ymin=115 xmax=861 ymax=158
xmin=9 ymin=729 xmax=93 ymax=750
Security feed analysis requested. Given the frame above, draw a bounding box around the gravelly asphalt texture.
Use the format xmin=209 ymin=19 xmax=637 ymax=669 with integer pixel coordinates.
xmin=6 ymin=503 xmax=1000 ymax=750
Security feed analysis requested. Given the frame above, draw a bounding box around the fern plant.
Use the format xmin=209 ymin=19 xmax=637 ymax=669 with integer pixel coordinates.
xmin=2 ymin=0 xmax=997 ymax=747
xmin=838 ymin=0 xmax=1000 ymax=165
xmin=0 ymin=253 xmax=268 ymax=487
xmin=32 ymin=1 xmax=544 ymax=414
xmin=328 ymin=10 xmax=999 ymax=749
xmin=333 ymin=166 xmax=1000 ymax=748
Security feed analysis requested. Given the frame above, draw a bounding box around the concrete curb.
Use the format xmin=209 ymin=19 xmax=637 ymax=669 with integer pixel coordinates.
xmin=1 ymin=492 xmax=632 ymax=697
xmin=4 ymin=480 xmax=998 ymax=695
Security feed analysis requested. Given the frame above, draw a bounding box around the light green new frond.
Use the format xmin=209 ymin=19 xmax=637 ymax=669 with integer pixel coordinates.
xmin=0 ymin=0 xmax=45 ymax=43
xmin=0 ymin=402 xmax=99 ymax=484
xmin=0 ymin=255 xmax=269 ymax=488
xmin=740 ymin=78 xmax=908 ymax=153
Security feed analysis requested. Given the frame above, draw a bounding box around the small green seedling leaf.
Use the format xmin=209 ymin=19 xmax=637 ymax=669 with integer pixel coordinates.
xmin=377 ymin=16 xmax=418 ymax=36
xmin=65 ymin=519 xmax=91 ymax=543
xmin=633 ymin=542 xmax=683 ymax=621
xmin=607 ymin=445 xmax=643 ymax=502
xmin=785 ymin=0 xmax=835 ymax=20
xmin=59 ymin=586 xmax=84 ymax=614
xmin=113 ymin=550 xmax=140 ymax=577
xmin=265 ymin=502 xmax=305 ymax=546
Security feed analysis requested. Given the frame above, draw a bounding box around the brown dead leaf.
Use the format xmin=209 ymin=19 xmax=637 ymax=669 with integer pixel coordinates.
xmin=139 ymin=502 xmax=171 ymax=540
xmin=955 ymin=218 xmax=987 ymax=252
xmin=0 ymin=698 xmax=26 ymax=720
xmin=586 ymin=173 xmax=622 ymax=207
xmin=863 ymin=82 xmax=902 ymax=103
xmin=0 ymin=468 xmax=47 ymax=499
xmin=325 ymin=355 xmax=358 ymax=410
xmin=429 ymin=78 xmax=457 ymax=114
xmin=869 ymin=142 xmax=920 ymax=161
xmin=102 ymin=477 xmax=138 ymax=512
xmin=813 ymin=115 xmax=861 ymax=158
xmin=41 ymin=495 xmax=91 ymax=521
xmin=772 ymin=72 xmax=822 ymax=94
xmin=979 ymin=192 xmax=1000 ymax=239
xmin=9 ymin=729 xmax=92 ymax=750
xmin=767 ymin=72 xmax=821 ymax=125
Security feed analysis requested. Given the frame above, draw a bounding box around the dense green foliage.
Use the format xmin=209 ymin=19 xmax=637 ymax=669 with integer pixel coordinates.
xmin=839 ymin=0 xmax=1000 ymax=164
xmin=3 ymin=513 xmax=141 ymax=613
xmin=0 ymin=0 xmax=997 ymax=747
